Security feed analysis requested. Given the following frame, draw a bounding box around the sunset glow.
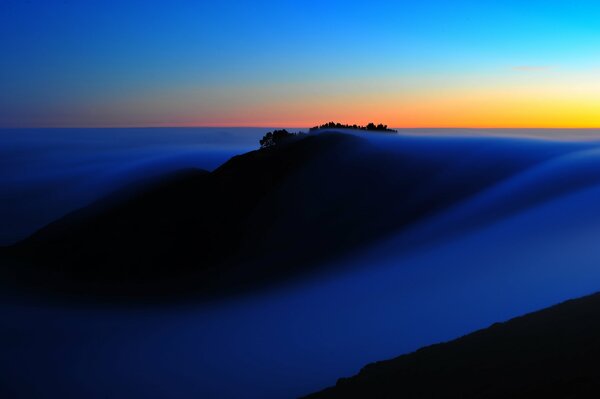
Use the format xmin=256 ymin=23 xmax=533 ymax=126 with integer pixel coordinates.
xmin=2 ymin=1 xmax=600 ymax=128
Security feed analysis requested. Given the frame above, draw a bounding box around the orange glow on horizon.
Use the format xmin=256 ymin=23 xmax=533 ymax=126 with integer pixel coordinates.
xmin=13 ymin=71 xmax=600 ymax=130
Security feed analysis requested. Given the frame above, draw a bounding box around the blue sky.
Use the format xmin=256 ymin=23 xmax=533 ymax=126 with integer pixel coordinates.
xmin=1 ymin=0 xmax=600 ymax=127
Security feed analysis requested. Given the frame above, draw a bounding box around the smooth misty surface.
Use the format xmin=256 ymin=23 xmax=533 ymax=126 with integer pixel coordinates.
xmin=11 ymin=131 xmax=591 ymax=296
xmin=305 ymin=291 xmax=600 ymax=398
xmin=0 ymin=127 xmax=264 ymax=245
xmin=3 ymin=127 xmax=599 ymax=246
xmin=3 ymin=129 xmax=600 ymax=398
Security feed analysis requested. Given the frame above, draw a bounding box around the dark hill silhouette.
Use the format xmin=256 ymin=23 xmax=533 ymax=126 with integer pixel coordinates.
xmin=1 ymin=132 xmax=585 ymax=298
xmin=303 ymin=291 xmax=600 ymax=398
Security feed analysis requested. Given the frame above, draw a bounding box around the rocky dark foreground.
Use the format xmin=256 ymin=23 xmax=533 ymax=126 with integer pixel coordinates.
xmin=303 ymin=291 xmax=600 ymax=398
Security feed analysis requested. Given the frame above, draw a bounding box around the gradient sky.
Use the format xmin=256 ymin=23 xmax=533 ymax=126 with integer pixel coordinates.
xmin=1 ymin=0 xmax=600 ymax=128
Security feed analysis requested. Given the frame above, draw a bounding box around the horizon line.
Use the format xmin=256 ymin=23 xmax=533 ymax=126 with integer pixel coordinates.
xmin=4 ymin=125 xmax=600 ymax=130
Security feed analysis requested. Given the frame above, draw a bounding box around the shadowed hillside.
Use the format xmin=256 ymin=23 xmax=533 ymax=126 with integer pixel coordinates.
xmin=303 ymin=291 xmax=600 ymax=398
xmin=2 ymin=132 xmax=596 ymax=298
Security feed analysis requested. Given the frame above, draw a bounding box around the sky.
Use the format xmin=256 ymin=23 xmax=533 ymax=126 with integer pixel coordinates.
xmin=1 ymin=0 xmax=600 ymax=128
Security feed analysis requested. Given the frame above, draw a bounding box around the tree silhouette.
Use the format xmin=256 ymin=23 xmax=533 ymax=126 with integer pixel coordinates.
xmin=260 ymin=122 xmax=396 ymax=148
xmin=309 ymin=121 xmax=396 ymax=133
xmin=259 ymin=129 xmax=297 ymax=148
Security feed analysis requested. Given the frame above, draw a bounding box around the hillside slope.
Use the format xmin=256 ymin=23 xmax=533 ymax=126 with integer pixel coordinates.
xmin=304 ymin=291 xmax=600 ymax=398
xmin=3 ymin=132 xmax=589 ymax=296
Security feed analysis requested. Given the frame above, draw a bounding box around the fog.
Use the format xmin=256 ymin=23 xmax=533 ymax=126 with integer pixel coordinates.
xmin=3 ymin=128 xmax=600 ymax=398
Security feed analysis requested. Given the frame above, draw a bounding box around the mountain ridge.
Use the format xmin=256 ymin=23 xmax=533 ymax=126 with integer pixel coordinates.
xmin=3 ymin=132 xmax=592 ymax=299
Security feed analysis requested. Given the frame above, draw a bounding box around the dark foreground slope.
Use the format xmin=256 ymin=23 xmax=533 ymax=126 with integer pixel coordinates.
xmin=304 ymin=291 xmax=600 ymax=399
xmin=1 ymin=132 xmax=586 ymax=297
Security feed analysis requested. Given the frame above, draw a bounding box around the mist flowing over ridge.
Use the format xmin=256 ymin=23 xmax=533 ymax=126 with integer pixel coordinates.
xmin=7 ymin=128 xmax=600 ymax=297
xmin=4 ymin=128 xmax=600 ymax=398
